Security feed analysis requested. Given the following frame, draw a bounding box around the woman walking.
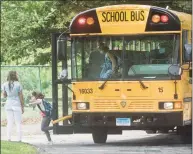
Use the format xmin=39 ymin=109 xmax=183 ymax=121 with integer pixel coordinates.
xmin=1 ymin=71 xmax=24 ymax=142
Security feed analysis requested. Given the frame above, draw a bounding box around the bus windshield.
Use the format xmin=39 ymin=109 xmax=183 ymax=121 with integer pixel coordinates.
xmin=71 ymin=34 xmax=180 ymax=81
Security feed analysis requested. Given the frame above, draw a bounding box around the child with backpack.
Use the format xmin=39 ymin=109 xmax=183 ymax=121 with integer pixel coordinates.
xmin=29 ymin=91 xmax=53 ymax=144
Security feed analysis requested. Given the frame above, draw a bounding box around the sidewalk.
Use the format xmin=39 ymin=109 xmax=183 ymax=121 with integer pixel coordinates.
xmin=1 ymin=123 xmax=43 ymax=137
xmin=1 ymin=122 xmax=72 ymax=144
xmin=1 ymin=123 xmax=151 ymax=144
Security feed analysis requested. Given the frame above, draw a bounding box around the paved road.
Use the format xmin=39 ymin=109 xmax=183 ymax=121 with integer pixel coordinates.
xmin=1 ymin=125 xmax=192 ymax=154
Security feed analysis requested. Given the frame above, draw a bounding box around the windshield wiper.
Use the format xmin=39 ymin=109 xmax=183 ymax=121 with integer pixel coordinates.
xmin=98 ymin=79 xmax=108 ymax=90
xmin=98 ymin=51 xmax=121 ymax=90
xmin=130 ymin=66 xmax=148 ymax=89
xmin=98 ymin=50 xmax=148 ymax=90
xmin=98 ymin=68 xmax=117 ymax=90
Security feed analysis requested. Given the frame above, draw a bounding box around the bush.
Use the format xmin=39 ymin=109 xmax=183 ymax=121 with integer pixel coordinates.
xmin=1 ymin=66 xmax=53 ymax=105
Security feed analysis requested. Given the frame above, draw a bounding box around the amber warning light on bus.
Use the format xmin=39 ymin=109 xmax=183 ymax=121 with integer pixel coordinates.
xmin=152 ymin=14 xmax=169 ymax=23
xmin=78 ymin=17 xmax=95 ymax=25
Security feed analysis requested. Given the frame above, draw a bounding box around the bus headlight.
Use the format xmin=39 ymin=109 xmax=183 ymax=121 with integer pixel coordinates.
xmin=163 ymin=102 xmax=173 ymax=109
xmin=76 ymin=102 xmax=89 ymax=110
xmin=159 ymin=102 xmax=182 ymax=110
xmin=159 ymin=102 xmax=173 ymax=110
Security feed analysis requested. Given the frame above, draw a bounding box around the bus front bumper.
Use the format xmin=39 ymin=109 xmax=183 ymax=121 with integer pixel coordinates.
xmin=73 ymin=112 xmax=183 ymax=128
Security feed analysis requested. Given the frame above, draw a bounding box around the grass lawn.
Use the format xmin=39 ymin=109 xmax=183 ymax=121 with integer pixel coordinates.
xmin=1 ymin=140 xmax=38 ymax=154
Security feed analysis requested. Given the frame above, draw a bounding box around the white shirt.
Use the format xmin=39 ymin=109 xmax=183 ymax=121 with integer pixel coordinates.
xmin=1 ymin=81 xmax=22 ymax=109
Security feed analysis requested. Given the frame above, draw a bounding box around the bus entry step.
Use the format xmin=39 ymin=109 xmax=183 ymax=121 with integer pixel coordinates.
xmin=54 ymin=125 xmax=73 ymax=134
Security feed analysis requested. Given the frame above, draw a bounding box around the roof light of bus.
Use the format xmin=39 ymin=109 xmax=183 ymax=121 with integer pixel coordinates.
xmin=78 ymin=17 xmax=86 ymax=25
xmin=152 ymin=14 xmax=160 ymax=23
xmin=160 ymin=15 xmax=169 ymax=23
xmin=86 ymin=17 xmax=94 ymax=25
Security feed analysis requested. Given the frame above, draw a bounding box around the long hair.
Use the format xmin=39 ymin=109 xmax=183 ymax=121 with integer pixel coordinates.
xmin=32 ymin=91 xmax=44 ymax=99
xmin=32 ymin=91 xmax=38 ymax=98
xmin=7 ymin=71 xmax=18 ymax=91
xmin=99 ymin=42 xmax=109 ymax=54
xmin=37 ymin=92 xmax=44 ymax=99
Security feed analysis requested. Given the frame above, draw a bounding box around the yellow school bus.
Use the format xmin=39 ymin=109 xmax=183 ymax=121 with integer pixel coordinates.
xmin=53 ymin=4 xmax=192 ymax=143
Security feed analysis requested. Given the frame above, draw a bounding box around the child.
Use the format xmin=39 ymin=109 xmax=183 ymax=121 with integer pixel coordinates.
xmin=29 ymin=91 xmax=53 ymax=145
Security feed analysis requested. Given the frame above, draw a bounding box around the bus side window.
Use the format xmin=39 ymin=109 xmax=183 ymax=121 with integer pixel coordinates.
xmin=182 ymin=30 xmax=188 ymax=63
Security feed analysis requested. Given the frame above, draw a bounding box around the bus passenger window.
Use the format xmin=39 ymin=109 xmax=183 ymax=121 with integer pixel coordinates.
xmin=150 ymin=41 xmax=173 ymax=64
xmin=87 ymin=50 xmax=105 ymax=79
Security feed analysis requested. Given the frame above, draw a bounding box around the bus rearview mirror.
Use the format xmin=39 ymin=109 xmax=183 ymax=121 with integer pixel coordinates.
xmin=57 ymin=39 xmax=67 ymax=60
xmin=184 ymin=44 xmax=192 ymax=62
xmin=168 ymin=64 xmax=183 ymax=76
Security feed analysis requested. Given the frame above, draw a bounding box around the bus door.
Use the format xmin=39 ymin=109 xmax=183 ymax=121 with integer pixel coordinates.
xmin=51 ymin=33 xmax=73 ymax=134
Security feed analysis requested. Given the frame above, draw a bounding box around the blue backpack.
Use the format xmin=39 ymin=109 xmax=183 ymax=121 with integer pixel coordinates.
xmin=42 ymin=100 xmax=53 ymax=118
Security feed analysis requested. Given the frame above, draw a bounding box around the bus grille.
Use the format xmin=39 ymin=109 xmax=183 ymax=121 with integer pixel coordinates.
xmin=128 ymin=101 xmax=154 ymax=110
xmin=93 ymin=102 xmax=120 ymax=110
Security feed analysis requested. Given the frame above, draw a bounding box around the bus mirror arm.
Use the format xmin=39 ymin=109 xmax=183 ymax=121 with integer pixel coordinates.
xmin=173 ymin=73 xmax=178 ymax=99
xmin=55 ymin=79 xmax=76 ymax=99
xmin=182 ymin=61 xmax=191 ymax=70
xmin=63 ymin=84 xmax=76 ymax=100
xmin=168 ymin=64 xmax=182 ymax=99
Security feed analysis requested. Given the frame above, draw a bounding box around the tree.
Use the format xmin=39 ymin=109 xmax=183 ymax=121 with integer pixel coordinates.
xmin=1 ymin=0 xmax=191 ymax=65
xmin=1 ymin=1 xmax=59 ymax=65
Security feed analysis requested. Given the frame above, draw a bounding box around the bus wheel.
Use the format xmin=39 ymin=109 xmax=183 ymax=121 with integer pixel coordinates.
xmin=145 ymin=130 xmax=157 ymax=134
xmin=92 ymin=129 xmax=108 ymax=143
xmin=157 ymin=129 xmax=169 ymax=133
xmin=177 ymin=126 xmax=192 ymax=143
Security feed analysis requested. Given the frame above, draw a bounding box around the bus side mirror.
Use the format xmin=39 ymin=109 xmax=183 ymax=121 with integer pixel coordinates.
xmin=184 ymin=44 xmax=192 ymax=62
xmin=168 ymin=64 xmax=183 ymax=76
xmin=57 ymin=39 xmax=67 ymax=60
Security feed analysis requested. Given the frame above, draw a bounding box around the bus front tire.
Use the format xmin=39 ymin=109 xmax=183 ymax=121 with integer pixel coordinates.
xmin=92 ymin=129 xmax=108 ymax=143
xmin=177 ymin=126 xmax=192 ymax=143
xmin=146 ymin=130 xmax=157 ymax=134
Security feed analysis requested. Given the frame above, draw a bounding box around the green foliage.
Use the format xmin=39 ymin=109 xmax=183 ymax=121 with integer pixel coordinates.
xmin=0 ymin=65 xmax=72 ymax=105
xmin=1 ymin=1 xmax=58 ymax=65
xmin=1 ymin=0 xmax=191 ymax=65
xmin=1 ymin=140 xmax=37 ymax=154
xmin=1 ymin=66 xmax=53 ymax=104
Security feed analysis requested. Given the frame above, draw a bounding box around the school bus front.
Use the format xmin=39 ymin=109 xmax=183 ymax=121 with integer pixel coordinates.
xmin=54 ymin=4 xmax=192 ymax=143
xmin=72 ymin=79 xmax=184 ymax=128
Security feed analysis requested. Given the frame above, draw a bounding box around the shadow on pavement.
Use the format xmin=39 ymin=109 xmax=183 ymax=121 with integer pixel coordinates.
xmin=83 ymin=134 xmax=192 ymax=147
xmin=47 ymin=133 xmax=192 ymax=148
